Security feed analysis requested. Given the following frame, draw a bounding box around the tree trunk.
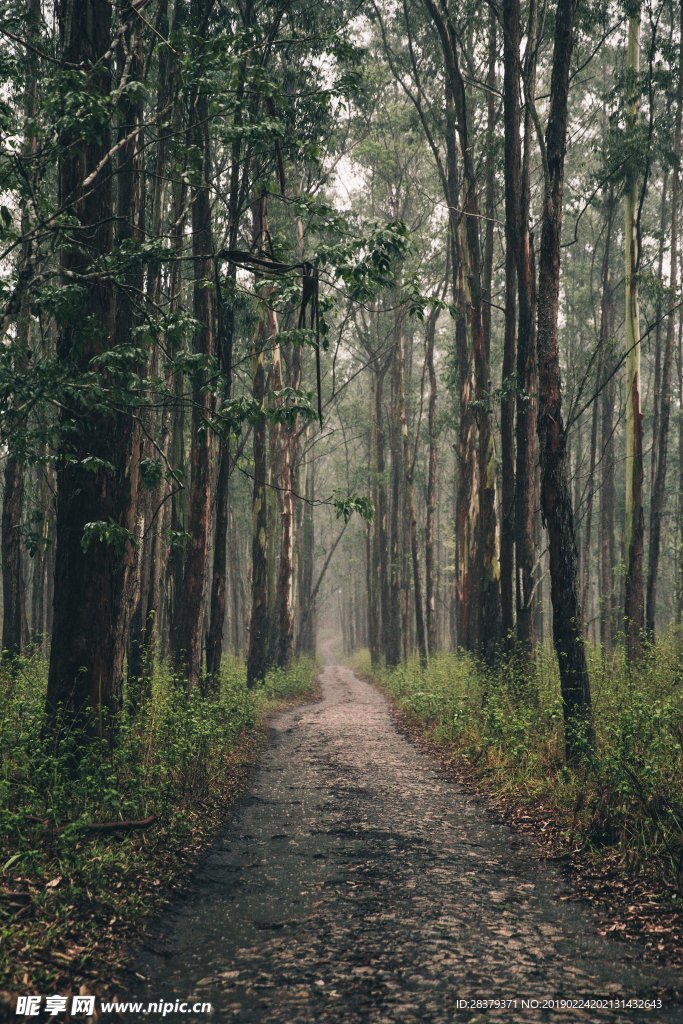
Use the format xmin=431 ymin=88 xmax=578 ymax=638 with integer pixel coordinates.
xmin=399 ymin=329 xmax=427 ymax=668
xmin=2 ymin=456 xmax=24 ymax=658
xmin=47 ymin=0 xmax=140 ymax=733
xmin=2 ymin=0 xmax=41 ymax=659
xmin=535 ymin=0 xmax=593 ymax=761
xmin=425 ymin=308 xmax=439 ymax=657
xmin=623 ymin=8 xmax=645 ymax=662
xmin=514 ymin=0 xmax=539 ymax=657
xmin=173 ymin=59 xmax=215 ymax=688
xmin=296 ymin=448 xmax=316 ymax=657
xmin=500 ymin=0 xmax=523 ymax=646
xmin=386 ymin=318 xmax=403 ymax=668
xmin=646 ymin=0 xmax=682 ymax=640
xmin=246 ymin=197 xmax=272 ymax=688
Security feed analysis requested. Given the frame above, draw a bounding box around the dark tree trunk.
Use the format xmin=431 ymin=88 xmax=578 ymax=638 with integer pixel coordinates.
xmin=2 ymin=455 xmax=24 ymax=658
xmin=535 ymin=0 xmax=593 ymax=761
xmin=47 ymin=0 xmax=140 ymax=733
xmin=173 ymin=61 xmax=215 ymax=688
xmin=246 ymin=197 xmax=271 ymax=687
xmin=515 ymin=0 xmax=539 ymax=656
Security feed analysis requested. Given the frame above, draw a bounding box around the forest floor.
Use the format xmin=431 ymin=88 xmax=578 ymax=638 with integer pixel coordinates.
xmin=127 ymin=662 xmax=683 ymax=1023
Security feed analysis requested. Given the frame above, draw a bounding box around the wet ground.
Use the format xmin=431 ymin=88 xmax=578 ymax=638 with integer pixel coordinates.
xmin=132 ymin=664 xmax=683 ymax=1022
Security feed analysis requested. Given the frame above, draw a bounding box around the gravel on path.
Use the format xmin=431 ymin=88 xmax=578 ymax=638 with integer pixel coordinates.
xmin=132 ymin=663 xmax=683 ymax=1023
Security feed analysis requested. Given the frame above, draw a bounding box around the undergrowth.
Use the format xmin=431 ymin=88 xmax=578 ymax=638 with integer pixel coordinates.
xmin=352 ymin=637 xmax=683 ymax=888
xmin=0 ymin=652 xmax=316 ymax=990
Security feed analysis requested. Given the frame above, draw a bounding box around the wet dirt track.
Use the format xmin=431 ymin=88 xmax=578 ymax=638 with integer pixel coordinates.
xmin=132 ymin=664 xmax=683 ymax=1023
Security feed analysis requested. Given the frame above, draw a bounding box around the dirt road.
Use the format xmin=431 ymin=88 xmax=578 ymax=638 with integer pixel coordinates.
xmin=132 ymin=664 xmax=683 ymax=1022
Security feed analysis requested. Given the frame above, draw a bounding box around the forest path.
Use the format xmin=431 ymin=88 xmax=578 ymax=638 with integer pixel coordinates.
xmin=132 ymin=664 xmax=682 ymax=1023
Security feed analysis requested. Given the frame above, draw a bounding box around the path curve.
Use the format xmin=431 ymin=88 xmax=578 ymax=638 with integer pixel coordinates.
xmin=133 ymin=664 xmax=682 ymax=1022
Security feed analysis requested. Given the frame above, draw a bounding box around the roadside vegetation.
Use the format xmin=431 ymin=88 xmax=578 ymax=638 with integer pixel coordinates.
xmin=353 ymin=640 xmax=683 ymax=892
xmin=0 ymin=654 xmax=316 ymax=993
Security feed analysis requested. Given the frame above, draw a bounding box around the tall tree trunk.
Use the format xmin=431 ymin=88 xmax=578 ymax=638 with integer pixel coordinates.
xmin=424 ymin=308 xmax=439 ymax=657
xmin=296 ymin=447 xmax=316 ymax=657
xmin=623 ymin=7 xmax=645 ymax=662
xmin=590 ymin=193 xmax=616 ymax=650
xmin=246 ymin=196 xmax=271 ymax=688
xmin=646 ymin=0 xmax=682 ymax=640
xmin=501 ymin=0 xmax=523 ymax=646
xmin=173 ymin=55 xmax=215 ymax=688
xmin=2 ymin=456 xmax=24 ymax=658
xmin=444 ymin=20 xmax=501 ymax=662
xmin=47 ymin=0 xmax=140 ymax=733
xmin=386 ymin=318 xmax=403 ymax=668
xmin=399 ymin=329 xmax=427 ymax=668
xmin=515 ymin=0 xmax=539 ymax=656
xmin=374 ymin=363 xmax=392 ymax=663
xmin=649 ymin=172 xmax=669 ymax=509
xmin=115 ymin=4 xmax=147 ymax=704
xmin=2 ymin=0 xmax=42 ymax=659
xmin=535 ymin=0 xmax=593 ymax=761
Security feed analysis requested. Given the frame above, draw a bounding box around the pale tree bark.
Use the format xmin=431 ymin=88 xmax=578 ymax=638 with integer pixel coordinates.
xmin=515 ymin=0 xmax=539 ymax=655
xmin=386 ymin=315 xmax=403 ymax=668
xmin=399 ymin=328 xmax=427 ymax=668
xmin=501 ymin=0 xmax=522 ymax=645
xmin=535 ymin=0 xmax=594 ymax=761
xmin=623 ymin=6 xmax=645 ymax=662
xmin=592 ymin=193 xmax=617 ymax=651
xmin=424 ymin=304 xmax=440 ymax=657
xmin=646 ymin=0 xmax=682 ymax=640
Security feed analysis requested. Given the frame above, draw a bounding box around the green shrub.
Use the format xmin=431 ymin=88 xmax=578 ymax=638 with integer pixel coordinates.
xmin=0 ymin=650 xmax=317 ymax=988
xmin=365 ymin=633 xmax=683 ymax=884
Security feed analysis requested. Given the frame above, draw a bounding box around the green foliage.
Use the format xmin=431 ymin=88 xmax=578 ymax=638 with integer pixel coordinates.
xmin=357 ymin=636 xmax=683 ymax=885
xmin=333 ymin=492 xmax=374 ymax=523
xmin=0 ymin=652 xmax=316 ymax=986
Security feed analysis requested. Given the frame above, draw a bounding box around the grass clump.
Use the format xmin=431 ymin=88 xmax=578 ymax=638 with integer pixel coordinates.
xmin=0 ymin=651 xmax=316 ymax=991
xmin=353 ymin=636 xmax=683 ymax=888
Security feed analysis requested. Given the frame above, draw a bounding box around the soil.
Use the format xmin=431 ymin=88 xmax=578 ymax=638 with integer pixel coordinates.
xmin=130 ymin=663 xmax=683 ymax=1023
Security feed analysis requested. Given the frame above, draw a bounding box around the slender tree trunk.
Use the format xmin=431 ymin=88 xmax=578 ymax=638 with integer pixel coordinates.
xmin=205 ymin=231 xmax=240 ymax=681
xmin=515 ymin=0 xmax=539 ymax=656
xmin=650 ymin=172 xmax=669 ymax=509
xmin=623 ymin=8 xmax=645 ymax=662
xmin=425 ymin=308 xmax=439 ymax=657
xmin=296 ymin=448 xmax=316 ymax=657
xmin=173 ymin=62 xmax=215 ymax=688
xmin=374 ymin=364 xmax=391 ymax=662
xmin=247 ymin=197 xmax=271 ymax=688
xmin=500 ymin=0 xmax=523 ymax=646
xmin=398 ymin=329 xmax=427 ymax=668
xmin=2 ymin=456 xmax=24 ymax=658
xmin=386 ymin=317 xmax=403 ymax=668
xmin=646 ymin=2 xmax=682 ymax=640
xmin=116 ymin=6 xmax=147 ymax=705
xmin=590 ymin=193 xmax=615 ymax=651
xmin=2 ymin=0 xmax=41 ymax=659
xmin=535 ymin=0 xmax=593 ymax=761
